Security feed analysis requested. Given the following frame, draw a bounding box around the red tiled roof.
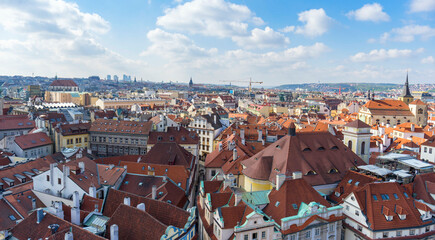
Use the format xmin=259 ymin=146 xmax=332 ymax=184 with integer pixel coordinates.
xmin=344 ymin=119 xmax=371 ymax=129
xmin=364 ymin=100 xmax=410 ymax=110
xmin=0 ymin=115 xmax=35 ymax=130
xmin=105 ymin=204 xmax=168 ymax=240
xmin=263 ymin=178 xmax=331 ymax=225
xmin=241 ymin=132 xmax=366 ymax=186
xmin=408 ymin=172 xmax=435 ymax=205
xmin=90 ymin=119 xmax=152 ymax=135
xmin=10 ymin=210 xmax=105 ymax=240
xmin=148 ymin=126 xmax=199 ymax=145
xmin=14 ymin=132 xmax=53 ymax=150
xmin=140 ymin=142 xmax=194 ymax=168
xmin=81 ymin=195 xmax=103 ymax=212
xmin=0 ymin=199 xmax=22 ymax=230
xmin=49 ymin=79 xmax=78 ymax=87
xmin=102 ymin=188 xmax=190 ymax=228
xmin=55 ymin=122 xmax=91 ymax=136
xmin=328 ymin=170 xmax=380 ymax=204
xmin=353 ymin=182 xmax=429 ymax=231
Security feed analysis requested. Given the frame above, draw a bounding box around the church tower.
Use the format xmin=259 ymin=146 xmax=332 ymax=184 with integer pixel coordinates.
xmin=398 ymin=72 xmax=414 ymax=105
xmin=189 ymin=77 xmax=193 ymax=89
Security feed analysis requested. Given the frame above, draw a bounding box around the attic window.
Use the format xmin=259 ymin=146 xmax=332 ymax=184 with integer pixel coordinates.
xmin=170 ymin=136 xmax=175 ymax=141
xmin=331 ymin=146 xmax=339 ymax=150
xmin=404 ymin=192 xmax=409 ymax=198
xmin=373 ymin=195 xmax=378 ymax=201
xmin=381 ymin=194 xmax=390 ymax=200
xmin=348 ymin=179 xmax=353 ymax=184
xmin=157 ymin=136 xmax=162 ymax=141
xmin=355 ymin=182 xmax=360 ymax=186
xmin=276 ymin=145 xmax=280 ymax=149
xmin=393 ymin=193 xmax=399 ymax=200
xmin=302 ymin=148 xmax=312 ymax=152
xmin=306 ymin=170 xmax=316 ymax=175
xmin=8 ymin=215 xmax=16 ymax=221
xmin=318 ymin=147 xmax=325 ymax=151
xmin=328 ymin=169 xmax=338 ymax=174
xmin=275 ymin=201 xmax=280 ymax=207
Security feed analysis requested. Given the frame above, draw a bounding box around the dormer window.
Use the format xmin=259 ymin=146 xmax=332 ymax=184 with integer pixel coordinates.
xmin=328 ymin=169 xmax=338 ymax=174
xmin=318 ymin=147 xmax=325 ymax=151
xmin=157 ymin=136 xmax=162 ymax=141
xmin=331 ymin=146 xmax=339 ymax=150
xmin=303 ymin=148 xmax=312 ymax=152
xmin=306 ymin=170 xmax=316 ymax=175
xmin=398 ymin=214 xmax=406 ymax=220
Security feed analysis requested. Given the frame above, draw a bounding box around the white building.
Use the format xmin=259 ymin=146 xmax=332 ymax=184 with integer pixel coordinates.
xmin=421 ymin=139 xmax=435 ymax=163
xmin=11 ymin=132 xmax=53 ymax=158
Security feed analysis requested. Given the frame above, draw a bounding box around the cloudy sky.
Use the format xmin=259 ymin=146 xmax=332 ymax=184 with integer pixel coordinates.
xmin=1 ymin=0 xmax=435 ymax=85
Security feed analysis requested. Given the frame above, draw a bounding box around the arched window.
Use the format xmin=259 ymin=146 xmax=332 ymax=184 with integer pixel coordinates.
xmin=361 ymin=142 xmax=366 ymax=155
xmin=418 ymin=108 xmax=423 ymax=114
xmin=348 ymin=140 xmax=352 ymax=150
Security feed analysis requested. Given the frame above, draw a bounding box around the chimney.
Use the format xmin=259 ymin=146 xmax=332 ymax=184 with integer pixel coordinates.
xmin=123 ymin=197 xmax=131 ymax=206
xmin=177 ymin=125 xmax=180 ymax=131
xmin=71 ymin=207 xmax=80 ymax=225
xmin=411 ymin=124 xmax=415 ymax=132
xmin=32 ymin=198 xmax=36 ymax=210
xmin=36 ymin=209 xmax=45 ymax=224
xmin=214 ymin=114 xmax=217 ymax=124
xmin=235 ymin=192 xmax=243 ymax=206
xmin=64 ymin=231 xmax=73 ymax=240
xmin=49 ymin=163 xmax=56 ymax=186
xmin=257 ymin=129 xmax=262 ymax=141
xmin=218 ymin=142 xmax=223 ymax=151
xmin=288 ymin=122 xmax=296 ymax=136
xmin=152 ymin=185 xmax=157 ymax=199
xmin=78 ymin=162 xmax=85 ymax=173
xmin=240 ymin=128 xmax=245 ymax=140
xmin=54 ymin=201 xmax=64 ymax=219
xmin=292 ymin=171 xmax=302 ymax=179
xmin=72 ymin=191 xmax=79 ymax=208
xmin=63 ymin=165 xmax=69 ymax=186
xmin=89 ymin=186 xmax=96 ymax=198
xmin=261 ymin=139 xmax=265 ymax=146
xmin=110 ymin=224 xmax=119 ymax=240
xmin=49 ymin=224 xmax=60 ymax=234
xmin=233 ymin=148 xmax=238 ymax=160
xmin=137 ymin=203 xmax=145 ymax=211
xmin=276 ymin=174 xmax=286 ymax=190
xmin=380 ymin=143 xmax=384 ymax=153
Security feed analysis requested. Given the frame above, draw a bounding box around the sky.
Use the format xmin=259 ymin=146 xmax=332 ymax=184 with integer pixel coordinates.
xmin=0 ymin=0 xmax=435 ymax=86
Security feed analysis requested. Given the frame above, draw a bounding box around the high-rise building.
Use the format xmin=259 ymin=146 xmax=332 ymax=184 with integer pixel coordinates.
xmin=114 ymin=75 xmax=119 ymax=82
xmin=107 ymin=75 xmax=111 ymax=81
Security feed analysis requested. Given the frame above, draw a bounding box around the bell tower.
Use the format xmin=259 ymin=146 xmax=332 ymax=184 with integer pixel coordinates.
xmin=398 ymin=72 xmax=414 ymax=105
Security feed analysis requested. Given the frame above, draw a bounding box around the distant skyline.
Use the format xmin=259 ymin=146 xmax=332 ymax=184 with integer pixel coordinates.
xmin=1 ymin=0 xmax=435 ymax=85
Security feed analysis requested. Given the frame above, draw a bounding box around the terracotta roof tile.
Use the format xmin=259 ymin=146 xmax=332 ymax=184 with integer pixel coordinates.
xmin=49 ymin=79 xmax=78 ymax=87
xmin=140 ymin=142 xmax=194 ymax=168
xmin=90 ymin=119 xmax=152 ymax=135
xmin=14 ymin=132 xmax=52 ymax=150
xmin=0 ymin=115 xmax=35 ymax=131
xmin=148 ymin=126 xmax=199 ymax=144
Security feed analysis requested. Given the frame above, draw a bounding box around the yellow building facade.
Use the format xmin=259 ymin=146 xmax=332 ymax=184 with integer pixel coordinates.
xmin=54 ymin=123 xmax=91 ymax=152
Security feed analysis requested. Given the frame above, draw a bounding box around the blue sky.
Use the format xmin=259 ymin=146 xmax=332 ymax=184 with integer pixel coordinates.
xmin=0 ymin=0 xmax=434 ymax=85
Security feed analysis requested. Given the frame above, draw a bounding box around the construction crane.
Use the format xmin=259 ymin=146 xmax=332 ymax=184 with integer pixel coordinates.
xmin=221 ymin=78 xmax=263 ymax=93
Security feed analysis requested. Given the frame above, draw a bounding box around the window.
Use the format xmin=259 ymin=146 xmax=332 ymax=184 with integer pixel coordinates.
xmin=305 ymin=231 xmax=311 ymax=238
xmin=373 ymin=195 xmax=378 ymax=201
xmin=315 ymin=228 xmax=320 ymax=236
xmin=393 ymin=193 xmax=399 ymax=200
xmin=252 ymin=232 xmax=257 ymax=240
xmin=46 ymin=175 xmax=50 ymax=182
xmin=430 ymin=148 xmax=433 ymax=154
xmin=383 ymin=232 xmax=388 ymax=238
xmin=357 ymin=225 xmax=362 ymax=231
xmin=424 ymin=147 xmax=427 ymax=153
xmin=410 ymin=229 xmax=415 ymax=235
xmin=211 ymin=170 xmax=216 ymax=176
xmin=361 ymin=142 xmax=365 ymax=155
xmin=290 ymin=235 xmax=296 ymax=240
xmin=348 ymin=140 xmax=352 ymax=149
xmin=346 ymin=205 xmax=349 ymax=211
xmin=84 ymin=137 xmax=88 ymax=142
xmin=329 ymin=223 xmax=334 ymax=232
xmin=8 ymin=215 xmax=16 ymax=221
xmin=396 ymin=230 xmax=401 ymax=236
xmin=404 ymin=192 xmax=409 ymax=198
xmin=261 ymin=231 xmax=265 ymax=239
xmin=58 ymin=178 xmax=61 ymax=185
xmin=355 ymin=210 xmax=360 ymax=216
xmin=426 ymin=226 xmax=430 ymax=232
xmin=244 ymin=234 xmax=248 ymax=240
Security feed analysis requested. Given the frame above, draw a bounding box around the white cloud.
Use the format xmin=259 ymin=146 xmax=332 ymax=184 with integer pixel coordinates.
xmin=156 ymin=0 xmax=263 ymax=38
xmin=350 ymin=48 xmax=423 ymax=62
xmin=410 ymin=0 xmax=435 ymax=12
xmin=421 ymin=56 xmax=434 ymax=63
xmin=293 ymin=8 xmax=334 ymax=37
xmin=346 ymin=3 xmax=390 ymax=22
xmin=280 ymin=26 xmax=295 ymax=33
xmin=232 ymin=27 xmax=290 ymax=49
xmin=0 ymin=0 xmax=146 ymax=77
xmin=141 ymin=28 xmax=217 ymax=61
xmin=380 ymin=24 xmax=435 ymax=42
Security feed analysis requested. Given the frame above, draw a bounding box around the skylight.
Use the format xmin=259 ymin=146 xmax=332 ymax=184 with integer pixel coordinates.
xmin=275 ymin=201 xmax=280 ymax=207
xmin=404 ymin=192 xmax=409 ymax=198
xmin=381 ymin=194 xmax=390 ymax=200
xmin=292 ymin=204 xmax=298 ymax=209
xmin=372 ymin=195 xmax=378 ymax=201
xmin=348 ymin=179 xmax=353 ymax=184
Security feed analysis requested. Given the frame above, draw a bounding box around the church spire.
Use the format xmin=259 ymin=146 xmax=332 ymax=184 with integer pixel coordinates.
xmin=402 ymin=71 xmax=412 ymax=97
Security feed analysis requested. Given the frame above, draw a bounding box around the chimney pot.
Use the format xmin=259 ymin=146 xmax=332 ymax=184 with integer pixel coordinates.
xmin=71 ymin=207 xmax=80 ymax=225
xmin=36 ymin=209 xmax=45 ymax=224
xmin=276 ymin=174 xmax=286 ymax=190
xmin=123 ymin=197 xmax=131 ymax=206
xmin=72 ymin=191 xmax=79 ymax=208
xmin=152 ymin=185 xmax=157 ymax=199
xmin=110 ymin=224 xmax=119 ymax=240
xmin=64 ymin=231 xmax=73 ymax=240
xmin=137 ymin=203 xmax=146 ymax=211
